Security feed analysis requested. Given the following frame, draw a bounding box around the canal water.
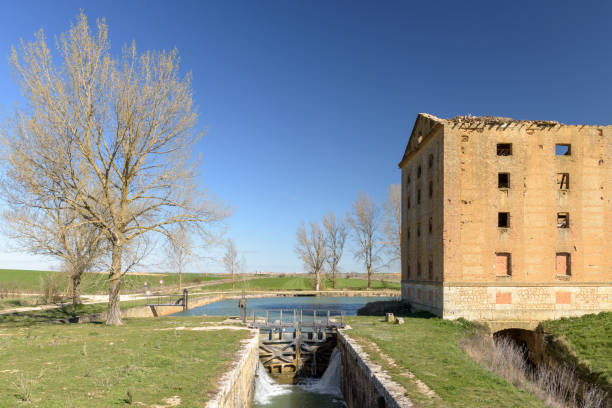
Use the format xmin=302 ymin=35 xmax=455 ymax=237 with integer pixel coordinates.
xmin=173 ymin=295 xmax=396 ymax=318
xmin=173 ymin=295 xmax=395 ymax=407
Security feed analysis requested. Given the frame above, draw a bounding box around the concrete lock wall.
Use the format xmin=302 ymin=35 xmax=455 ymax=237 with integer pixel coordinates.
xmin=337 ymin=331 xmax=412 ymax=408
xmin=205 ymin=330 xmax=259 ymax=408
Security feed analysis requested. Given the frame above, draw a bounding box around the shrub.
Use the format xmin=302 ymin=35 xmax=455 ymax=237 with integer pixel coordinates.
xmin=40 ymin=272 xmax=65 ymax=303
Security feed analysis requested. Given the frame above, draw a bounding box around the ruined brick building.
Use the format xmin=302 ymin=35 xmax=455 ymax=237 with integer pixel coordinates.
xmin=399 ymin=113 xmax=612 ymax=326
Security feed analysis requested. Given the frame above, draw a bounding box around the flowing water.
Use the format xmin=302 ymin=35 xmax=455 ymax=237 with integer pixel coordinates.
xmin=253 ymin=348 xmax=345 ymax=408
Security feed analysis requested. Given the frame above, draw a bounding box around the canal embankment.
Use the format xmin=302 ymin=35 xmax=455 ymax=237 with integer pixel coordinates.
xmin=338 ymin=329 xmax=413 ymax=408
xmin=206 ymin=329 xmax=260 ymax=408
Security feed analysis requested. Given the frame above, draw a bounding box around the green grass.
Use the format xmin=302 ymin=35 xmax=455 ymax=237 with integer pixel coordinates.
xmin=0 ymin=317 xmax=249 ymax=407
xmin=346 ymin=315 xmax=545 ymax=408
xmin=202 ymin=275 xmax=400 ymax=292
xmin=539 ymin=312 xmax=612 ymax=391
xmin=0 ymin=269 xmax=225 ymax=295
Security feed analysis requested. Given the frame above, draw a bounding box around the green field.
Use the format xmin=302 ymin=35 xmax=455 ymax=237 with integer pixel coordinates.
xmin=0 ymin=316 xmax=249 ymax=407
xmin=346 ymin=315 xmax=544 ymax=408
xmin=202 ymin=275 xmax=400 ymax=292
xmin=539 ymin=312 xmax=612 ymax=393
xmin=0 ymin=269 xmax=225 ymax=295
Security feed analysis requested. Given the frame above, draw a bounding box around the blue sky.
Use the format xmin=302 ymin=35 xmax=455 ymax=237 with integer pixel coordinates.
xmin=1 ymin=1 xmax=612 ymax=273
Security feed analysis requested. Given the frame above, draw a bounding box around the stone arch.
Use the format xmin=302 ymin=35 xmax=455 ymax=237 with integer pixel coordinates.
xmin=493 ymin=328 xmax=543 ymax=365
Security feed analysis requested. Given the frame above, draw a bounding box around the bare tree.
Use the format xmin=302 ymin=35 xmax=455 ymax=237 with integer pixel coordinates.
xmin=1 ymin=203 xmax=106 ymax=305
xmin=2 ymin=13 xmax=227 ymax=324
xmin=165 ymin=226 xmax=192 ymax=292
xmin=222 ymin=239 xmax=240 ymax=290
xmin=347 ymin=192 xmax=381 ymax=289
xmin=382 ymin=184 xmax=401 ymax=264
xmin=295 ymin=221 xmax=326 ymax=291
xmin=322 ymin=212 xmax=347 ymax=289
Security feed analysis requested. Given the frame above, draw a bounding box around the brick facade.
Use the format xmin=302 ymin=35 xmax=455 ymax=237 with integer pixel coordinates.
xmin=399 ymin=113 xmax=612 ymax=324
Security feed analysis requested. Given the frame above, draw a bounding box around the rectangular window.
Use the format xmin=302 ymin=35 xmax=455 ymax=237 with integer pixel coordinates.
xmin=417 ymin=189 xmax=421 ymax=204
xmin=498 ymin=173 xmax=510 ymax=189
xmin=428 ymin=154 xmax=434 ymax=168
xmin=498 ymin=212 xmax=510 ymax=228
xmin=555 ymin=144 xmax=571 ymax=156
xmin=556 ymin=253 xmax=571 ymax=276
xmin=428 ymin=260 xmax=433 ymax=280
xmin=417 ymin=262 xmax=421 ymax=277
xmin=417 ymin=223 xmax=421 ymax=237
xmin=428 ymin=218 xmax=433 ymax=233
xmin=417 ymin=165 xmax=422 ymax=178
xmin=495 ymin=253 xmax=511 ymax=276
xmin=407 ymin=265 xmax=411 ymax=278
xmin=557 ymin=212 xmax=570 ymax=228
xmin=407 ymin=196 xmax=411 ymax=209
xmin=557 ymin=173 xmax=569 ymax=190
xmin=429 ymin=181 xmax=433 ymax=198
xmin=497 ymin=143 xmax=512 ymax=156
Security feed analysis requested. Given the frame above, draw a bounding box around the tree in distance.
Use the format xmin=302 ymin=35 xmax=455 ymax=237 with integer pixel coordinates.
xmin=0 ymin=199 xmax=106 ymax=305
xmin=2 ymin=13 xmax=227 ymax=324
xmin=222 ymin=239 xmax=240 ymax=290
xmin=295 ymin=221 xmax=326 ymax=291
xmin=347 ymin=192 xmax=382 ymax=289
xmin=382 ymin=184 xmax=401 ymax=265
xmin=322 ymin=212 xmax=347 ymax=289
xmin=165 ymin=226 xmax=194 ymax=292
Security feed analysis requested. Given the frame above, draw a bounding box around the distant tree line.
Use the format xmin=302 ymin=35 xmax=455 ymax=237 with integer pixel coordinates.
xmin=295 ymin=186 xmax=400 ymax=290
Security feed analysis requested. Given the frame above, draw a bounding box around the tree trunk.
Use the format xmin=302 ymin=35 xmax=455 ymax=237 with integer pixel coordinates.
xmin=367 ymin=265 xmax=372 ymax=289
xmin=178 ymin=265 xmax=182 ymax=292
xmin=106 ymin=243 xmax=123 ymax=325
xmin=332 ymin=266 xmax=337 ymax=289
xmin=315 ymin=270 xmax=320 ymax=291
xmin=232 ymin=270 xmax=235 ymax=290
xmin=72 ymin=273 xmax=82 ymax=305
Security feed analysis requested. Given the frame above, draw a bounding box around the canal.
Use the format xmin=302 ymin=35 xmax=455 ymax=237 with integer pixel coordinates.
xmin=173 ymin=295 xmax=396 ymax=407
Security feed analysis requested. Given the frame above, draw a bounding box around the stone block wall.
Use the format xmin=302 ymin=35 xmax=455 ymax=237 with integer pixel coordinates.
xmin=337 ymin=331 xmax=412 ymax=408
xmin=205 ymin=330 xmax=259 ymax=408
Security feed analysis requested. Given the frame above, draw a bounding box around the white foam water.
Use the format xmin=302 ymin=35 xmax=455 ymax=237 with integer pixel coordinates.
xmin=300 ymin=348 xmax=344 ymax=398
xmin=253 ymin=362 xmax=291 ymax=405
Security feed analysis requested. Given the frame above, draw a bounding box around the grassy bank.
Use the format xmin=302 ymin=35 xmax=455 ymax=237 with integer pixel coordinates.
xmin=0 ymin=268 xmax=224 ymax=295
xmin=203 ymin=275 xmax=400 ymax=292
xmin=539 ymin=312 xmax=612 ymax=393
xmin=0 ymin=317 xmax=250 ymax=407
xmin=345 ymin=315 xmax=545 ymax=407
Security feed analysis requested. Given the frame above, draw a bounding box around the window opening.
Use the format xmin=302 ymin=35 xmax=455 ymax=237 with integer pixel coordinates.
xmin=417 ymin=189 xmax=421 ymax=204
xmin=557 ymin=212 xmax=569 ymax=228
xmin=417 ymin=166 xmax=422 ymax=178
xmin=417 ymin=224 xmax=421 ymax=237
xmin=555 ymin=144 xmax=571 ymax=156
xmin=495 ymin=253 xmax=511 ymax=276
xmin=556 ymin=253 xmax=570 ymax=276
xmin=428 ymin=261 xmax=433 ymax=280
xmin=417 ymin=262 xmax=421 ymax=277
xmin=429 ymin=218 xmax=432 ymax=233
xmin=498 ymin=212 xmax=510 ymax=228
xmin=498 ymin=173 xmax=510 ymax=189
xmin=428 ymin=154 xmax=434 ymax=168
xmin=429 ymin=181 xmax=433 ymax=198
xmin=407 ymin=196 xmax=411 ymax=209
xmin=557 ymin=173 xmax=569 ymax=190
xmin=497 ymin=143 xmax=512 ymax=156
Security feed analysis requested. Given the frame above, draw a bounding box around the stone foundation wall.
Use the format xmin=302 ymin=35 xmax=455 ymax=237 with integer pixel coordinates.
xmin=401 ymin=281 xmax=443 ymax=315
xmin=205 ymin=330 xmax=259 ymax=408
xmin=337 ymin=330 xmax=412 ymax=408
xmin=442 ymin=284 xmax=612 ymax=322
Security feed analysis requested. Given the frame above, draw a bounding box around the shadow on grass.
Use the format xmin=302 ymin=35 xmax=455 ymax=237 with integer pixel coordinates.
xmin=357 ymin=300 xmax=436 ymax=319
xmin=0 ymin=304 xmax=106 ymax=328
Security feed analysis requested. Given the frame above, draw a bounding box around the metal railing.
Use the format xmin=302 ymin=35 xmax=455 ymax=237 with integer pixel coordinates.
xmin=145 ymin=289 xmax=189 ymax=312
xmin=248 ymin=308 xmax=345 ymax=329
